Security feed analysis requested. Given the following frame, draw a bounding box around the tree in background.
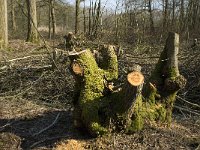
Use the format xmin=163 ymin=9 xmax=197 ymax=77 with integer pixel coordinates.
xmin=11 ymin=0 xmax=17 ymax=31
xmin=75 ymin=0 xmax=81 ymax=34
xmin=0 ymin=0 xmax=8 ymax=49
xmin=26 ymin=0 xmax=39 ymax=43
xmin=148 ymin=0 xmax=155 ymax=34
xmin=48 ymin=0 xmax=56 ymax=39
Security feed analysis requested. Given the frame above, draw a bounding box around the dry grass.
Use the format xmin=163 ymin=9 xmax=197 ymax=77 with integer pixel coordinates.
xmin=55 ymin=139 xmax=85 ymax=150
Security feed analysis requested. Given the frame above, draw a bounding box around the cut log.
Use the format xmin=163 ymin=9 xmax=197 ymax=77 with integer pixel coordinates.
xmin=71 ymin=61 xmax=83 ymax=76
xmin=121 ymin=65 xmax=144 ymax=131
xmin=63 ymin=32 xmax=76 ymax=51
xmin=127 ymin=71 xmax=144 ymax=86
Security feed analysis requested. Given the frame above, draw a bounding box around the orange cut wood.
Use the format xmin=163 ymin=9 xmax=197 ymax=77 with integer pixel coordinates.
xmin=127 ymin=71 xmax=144 ymax=86
xmin=72 ymin=62 xmax=83 ymax=76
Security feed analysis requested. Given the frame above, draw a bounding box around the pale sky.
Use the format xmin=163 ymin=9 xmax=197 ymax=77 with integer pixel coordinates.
xmin=65 ymin=0 xmax=116 ymax=9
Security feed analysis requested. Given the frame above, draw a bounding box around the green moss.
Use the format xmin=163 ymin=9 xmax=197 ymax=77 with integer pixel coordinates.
xmin=145 ymin=83 xmax=157 ymax=104
xmin=71 ymin=49 xmax=118 ymax=136
xmin=128 ymin=115 xmax=144 ymax=132
xmin=126 ymin=95 xmax=144 ymax=132
xmin=165 ymin=92 xmax=177 ymax=124
xmin=91 ymin=122 xmax=108 ymax=136
xmin=158 ymin=107 xmax=167 ymax=122
xmin=99 ymin=45 xmax=118 ymax=80
xmin=71 ymin=41 xmax=183 ymax=135
xmin=168 ymin=67 xmax=178 ymax=77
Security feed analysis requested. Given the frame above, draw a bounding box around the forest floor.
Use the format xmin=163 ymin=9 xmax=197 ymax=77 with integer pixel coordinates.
xmin=0 ymin=39 xmax=200 ymax=150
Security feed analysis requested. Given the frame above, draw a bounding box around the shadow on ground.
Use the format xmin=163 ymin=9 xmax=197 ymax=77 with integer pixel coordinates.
xmin=0 ymin=110 xmax=90 ymax=149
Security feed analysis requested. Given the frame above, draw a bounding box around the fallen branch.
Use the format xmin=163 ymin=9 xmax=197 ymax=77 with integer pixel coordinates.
xmin=176 ymin=95 xmax=200 ymax=109
xmin=32 ymin=112 xmax=60 ymax=137
xmin=30 ymin=135 xmax=70 ymax=148
xmin=0 ymin=120 xmax=17 ymax=132
xmin=174 ymin=105 xmax=200 ymax=116
xmin=0 ymin=54 xmax=46 ymax=63
xmin=126 ymin=54 xmax=160 ymax=59
xmin=0 ymin=65 xmax=52 ymax=72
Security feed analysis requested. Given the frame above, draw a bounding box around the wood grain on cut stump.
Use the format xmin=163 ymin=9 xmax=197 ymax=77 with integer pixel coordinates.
xmin=127 ymin=71 xmax=144 ymax=86
xmin=72 ymin=61 xmax=83 ymax=76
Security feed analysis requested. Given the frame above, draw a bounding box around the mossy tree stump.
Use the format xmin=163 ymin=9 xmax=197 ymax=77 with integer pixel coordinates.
xmin=68 ymin=32 xmax=186 ymax=136
xmin=145 ymin=32 xmax=186 ymax=124
xmin=69 ymin=45 xmax=118 ymax=136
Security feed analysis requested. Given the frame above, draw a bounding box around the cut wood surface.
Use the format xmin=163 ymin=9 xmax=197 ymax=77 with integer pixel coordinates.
xmin=72 ymin=61 xmax=83 ymax=76
xmin=127 ymin=71 xmax=144 ymax=86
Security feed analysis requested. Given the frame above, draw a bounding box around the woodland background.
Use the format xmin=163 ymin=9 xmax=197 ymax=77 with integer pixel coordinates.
xmin=0 ymin=0 xmax=200 ymax=149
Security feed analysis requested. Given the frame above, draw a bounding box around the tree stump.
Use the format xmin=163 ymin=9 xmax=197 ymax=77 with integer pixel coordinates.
xmin=64 ymin=32 xmax=76 ymax=51
xmin=69 ymin=46 xmax=118 ymax=136
xmin=145 ymin=32 xmax=187 ymax=124
xmin=68 ymin=32 xmax=186 ymax=136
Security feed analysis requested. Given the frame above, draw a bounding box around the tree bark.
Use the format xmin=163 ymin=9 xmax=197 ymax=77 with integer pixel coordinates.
xmin=51 ymin=0 xmax=56 ymax=39
xmin=163 ymin=0 xmax=169 ymax=31
xmin=179 ymin=0 xmax=184 ymax=31
xmin=48 ymin=0 xmax=52 ymax=39
xmin=75 ymin=0 xmax=80 ymax=34
xmin=148 ymin=0 xmax=155 ymax=34
xmin=0 ymin=0 xmax=8 ymax=49
xmin=11 ymin=0 xmax=17 ymax=31
xmin=26 ymin=0 xmax=39 ymax=43
xmin=93 ymin=0 xmax=101 ymax=38
xmin=88 ymin=0 xmax=92 ymax=36
xmin=147 ymin=32 xmax=186 ymax=124
xmin=122 ymin=65 xmax=144 ymax=131
xmin=69 ymin=46 xmax=118 ymax=136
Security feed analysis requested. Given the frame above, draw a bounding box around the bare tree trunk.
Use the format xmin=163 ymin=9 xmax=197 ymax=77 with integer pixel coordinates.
xmin=11 ymin=0 xmax=17 ymax=31
xmin=148 ymin=0 xmax=155 ymax=34
xmin=75 ymin=0 xmax=80 ymax=34
xmin=115 ymin=0 xmax=120 ymax=43
xmin=88 ymin=0 xmax=92 ymax=36
xmin=179 ymin=0 xmax=184 ymax=31
xmin=51 ymin=0 xmax=56 ymax=39
xmin=192 ymin=0 xmax=199 ymax=31
xmin=83 ymin=1 xmax=86 ymax=34
xmin=48 ymin=0 xmax=52 ymax=39
xmin=163 ymin=0 xmax=169 ymax=31
xmin=0 ymin=0 xmax=8 ymax=49
xmin=93 ymin=0 xmax=101 ymax=38
xmin=91 ymin=1 xmax=96 ymax=37
xmin=26 ymin=0 xmax=39 ymax=43
xmin=171 ymin=0 xmax=175 ymax=29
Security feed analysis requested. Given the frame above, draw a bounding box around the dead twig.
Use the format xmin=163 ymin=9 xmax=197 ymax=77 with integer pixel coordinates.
xmin=32 ymin=112 xmax=60 ymax=137
xmin=174 ymin=105 xmax=200 ymax=116
xmin=176 ymin=95 xmax=200 ymax=109
xmin=0 ymin=120 xmax=17 ymax=132
xmin=0 ymin=54 xmax=47 ymax=63
xmin=30 ymin=135 xmax=70 ymax=148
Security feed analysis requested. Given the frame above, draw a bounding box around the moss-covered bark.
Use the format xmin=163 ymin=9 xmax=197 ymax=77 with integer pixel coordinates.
xmin=69 ymin=33 xmax=186 ymax=136
xmin=69 ymin=47 xmax=118 ymax=136
xmin=144 ymin=32 xmax=186 ymax=125
xmin=98 ymin=45 xmax=118 ymax=80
